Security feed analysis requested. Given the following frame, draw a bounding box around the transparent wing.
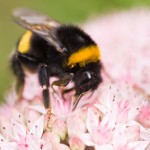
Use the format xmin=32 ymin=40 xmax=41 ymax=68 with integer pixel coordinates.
xmin=13 ymin=8 xmax=66 ymax=53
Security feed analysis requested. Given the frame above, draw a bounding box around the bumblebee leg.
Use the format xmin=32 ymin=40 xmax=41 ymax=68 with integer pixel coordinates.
xmin=52 ymin=74 xmax=73 ymax=87
xmin=51 ymin=74 xmax=73 ymax=96
xmin=11 ymin=54 xmax=25 ymax=96
xmin=38 ymin=64 xmax=50 ymax=109
xmin=17 ymin=53 xmax=50 ymax=108
xmin=17 ymin=53 xmax=39 ymax=67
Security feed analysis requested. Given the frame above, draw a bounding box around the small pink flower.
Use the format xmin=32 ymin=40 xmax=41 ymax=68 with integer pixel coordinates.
xmin=42 ymin=132 xmax=60 ymax=150
xmin=67 ymin=113 xmax=86 ymax=137
xmin=125 ymin=125 xmax=140 ymax=143
xmin=26 ymin=108 xmax=41 ymax=129
xmin=84 ymin=9 xmax=150 ymax=95
xmin=52 ymin=119 xmax=67 ymax=140
xmin=136 ymin=104 xmax=150 ymax=128
xmin=69 ymin=136 xmax=85 ymax=150
xmin=116 ymin=99 xmax=130 ymax=123
xmin=13 ymin=115 xmax=44 ymax=149
xmin=91 ymin=125 xmax=113 ymax=145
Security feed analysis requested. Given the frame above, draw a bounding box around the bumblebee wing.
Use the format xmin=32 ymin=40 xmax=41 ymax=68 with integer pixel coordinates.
xmin=13 ymin=8 xmax=66 ymax=53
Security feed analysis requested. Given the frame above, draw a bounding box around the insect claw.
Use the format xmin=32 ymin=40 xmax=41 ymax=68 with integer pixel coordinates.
xmin=72 ymin=94 xmax=83 ymax=111
xmin=72 ymin=91 xmax=90 ymax=111
xmin=45 ymin=108 xmax=51 ymax=130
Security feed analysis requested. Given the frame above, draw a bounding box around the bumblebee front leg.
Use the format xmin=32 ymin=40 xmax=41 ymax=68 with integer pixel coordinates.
xmin=38 ymin=64 xmax=50 ymax=109
xmin=51 ymin=74 xmax=73 ymax=93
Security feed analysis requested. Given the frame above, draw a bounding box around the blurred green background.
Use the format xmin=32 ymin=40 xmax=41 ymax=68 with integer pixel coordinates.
xmin=0 ymin=0 xmax=150 ymax=102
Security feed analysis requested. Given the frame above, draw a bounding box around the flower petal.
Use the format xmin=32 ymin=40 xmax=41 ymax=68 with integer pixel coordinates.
xmin=78 ymin=133 xmax=95 ymax=146
xmin=26 ymin=108 xmax=41 ymax=129
xmin=91 ymin=125 xmax=113 ymax=145
xmin=69 ymin=135 xmax=85 ymax=150
xmin=67 ymin=115 xmax=86 ymax=136
xmin=11 ymin=119 xmax=26 ymax=140
xmin=0 ymin=142 xmax=17 ymax=150
xmin=42 ymin=131 xmax=60 ymax=144
xmin=29 ymin=115 xmax=44 ymax=138
xmin=86 ymin=108 xmax=99 ymax=133
xmin=42 ymin=132 xmax=60 ymax=150
xmin=29 ymin=105 xmax=46 ymax=114
xmin=125 ymin=125 xmax=140 ymax=143
xmin=53 ymin=144 xmax=70 ymax=150
xmin=136 ymin=104 xmax=150 ymax=128
xmin=128 ymin=141 xmax=150 ymax=150
xmin=95 ymin=144 xmax=112 ymax=150
xmin=24 ymin=134 xmax=42 ymax=150
xmin=52 ymin=119 xmax=67 ymax=140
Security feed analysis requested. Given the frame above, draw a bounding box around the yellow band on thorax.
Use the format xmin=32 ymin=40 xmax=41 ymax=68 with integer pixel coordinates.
xmin=67 ymin=45 xmax=100 ymax=67
xmin=18 ymin=31 xmax=32 ymax=53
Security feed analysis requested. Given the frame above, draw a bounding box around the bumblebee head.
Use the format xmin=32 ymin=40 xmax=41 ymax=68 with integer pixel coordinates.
xmin=56 ymin=25 xmax=100 ymax=68
xmin=55 ymin=25 xmax=102 ymax=96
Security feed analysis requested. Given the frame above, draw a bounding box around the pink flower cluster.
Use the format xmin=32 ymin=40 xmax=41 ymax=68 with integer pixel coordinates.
xmin=84 ymin=8 xmax=150 ymax=95
xmin=0 ymin=8 xmax=150 ymax=150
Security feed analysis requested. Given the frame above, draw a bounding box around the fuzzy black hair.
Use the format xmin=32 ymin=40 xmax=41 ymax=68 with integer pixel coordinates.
xmin=56 ymin=25 xmax=96 ymax=54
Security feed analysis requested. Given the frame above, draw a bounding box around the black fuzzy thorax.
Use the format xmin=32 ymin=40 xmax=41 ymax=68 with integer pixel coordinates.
xmin=18 ymin=25 xmax=99 ymax=75
xmin=55 ymin=25 xmax=96 ymax=55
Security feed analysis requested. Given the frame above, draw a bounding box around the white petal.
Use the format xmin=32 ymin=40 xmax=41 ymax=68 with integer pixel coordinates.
xmin=53 ymin=144 xmax=70 ymax=150
xmin=67 ymin=115 xmax=86 ymax=136
xmin=125 ymin=125 xmax=140 ymax=143
xmin=95 ymin=144 xmax=113 ymax=150
xmin=42 ymin=131 xmax=60 ymax=145
xmin=86 ymin=109 xmax=99 ymax=133
xmin=26 ymin=134 xmax=42 ymax=150
xmin=128 ymin=120 xmax=150 ymax=140
xmin=78 ymin=133 xmax=95 ymax=146
xmin=0 ymin=142 xmax=17 ymax=150
xmin=29 ymin=105 xmax=46 ymax=114
xmin=141 ymin=129 xmax=150 ymax=141
xmin=29 ymin=115 xmax=44 ymax=138
xmin=52 ymin=119 xmax=67 ymax=140
xmin=11 ymin=119 xmax=26 ymax=140
xmin=95 ymin=104 xmax=107 ymax=114
xmin=128 ymin=141 xmax=150 ymax=150
xmin=0 ymin=134 xmax=5 ymax=142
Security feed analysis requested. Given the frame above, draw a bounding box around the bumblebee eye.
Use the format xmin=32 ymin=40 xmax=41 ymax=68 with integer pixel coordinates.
xmin=85 ymin=71 xmax=92 ymax=79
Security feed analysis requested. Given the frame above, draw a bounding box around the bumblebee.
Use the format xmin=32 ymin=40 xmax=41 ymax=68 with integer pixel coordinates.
xmin=11 ymin=8 xmax=102 ymax=110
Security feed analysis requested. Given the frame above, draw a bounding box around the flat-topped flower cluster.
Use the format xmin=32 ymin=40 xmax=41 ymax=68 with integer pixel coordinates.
xmin=1 ymin=9 xmax=150 ymax=150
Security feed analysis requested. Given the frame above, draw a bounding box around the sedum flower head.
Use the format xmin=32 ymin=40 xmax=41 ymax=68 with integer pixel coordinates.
xmin=1 ymin=8 xmax=150 ymax=150
xmin=1 ymin=82 xmax=150 ymax=150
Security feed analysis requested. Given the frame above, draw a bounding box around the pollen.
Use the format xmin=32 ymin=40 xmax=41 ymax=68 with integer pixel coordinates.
xmin=67 ymin=45 xmax=100 ymax=67
xmin=18 ymin=30 xmax=32 ymax=53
